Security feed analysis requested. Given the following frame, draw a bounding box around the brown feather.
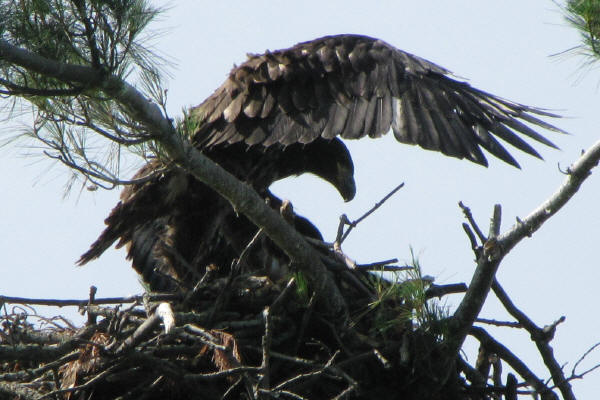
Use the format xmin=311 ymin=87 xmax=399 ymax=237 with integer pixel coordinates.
xmin=188 ymin=34 xmax=562 ymax=168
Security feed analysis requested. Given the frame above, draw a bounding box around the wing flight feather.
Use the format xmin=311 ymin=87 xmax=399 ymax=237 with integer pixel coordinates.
xmin=189 ymin=34 xmax=563 ymax=167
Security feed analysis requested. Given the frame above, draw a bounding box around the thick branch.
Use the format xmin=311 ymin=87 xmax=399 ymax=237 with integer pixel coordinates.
xmin=0 ymin=343 xmax=77 ymax=363
xmin=500 ymin=140 xmax=600 ymax=252
xmin=444 ymin=206 xmax=503 ymax=363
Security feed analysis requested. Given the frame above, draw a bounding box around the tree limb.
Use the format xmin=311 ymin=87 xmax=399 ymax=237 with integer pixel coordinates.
xmin=469 ymin=326 xmax=556 ymax=399
xmin=440 ymin=139 xmax=600 ymax=386
xmin=492 ymin=280 xmax=575 ymax=400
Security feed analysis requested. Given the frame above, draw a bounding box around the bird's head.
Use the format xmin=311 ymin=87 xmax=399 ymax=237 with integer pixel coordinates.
xmin=299 ymin=138 xmax=356 ymax=202
xmin=256 ymin=138 xmax=356 ymax=202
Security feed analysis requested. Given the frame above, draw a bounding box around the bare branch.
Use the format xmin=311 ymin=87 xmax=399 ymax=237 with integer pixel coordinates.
xmin=0 ymin=294 xmax=177 ymax=307
xmin=572 ymin=341 xmax=600 ymax=377
xmin=474 ymin=318 xmax=521 ymax=328
xmin=338 ymin=183 xmax=404 ymax=245
xmin=500 ymin=139 xmax=600 ymax=253
xmin=424 ymin=283 xmax=468 ymax=300
xmin=459 ymin=201 xmax=487 ymax=243
xmin=439 ymin=139 xmax=600 ymax=390
xmin=492 ymin=280 xmax=575 ymax=400
xmin=470 ymin=326 xmax=555 ymax=398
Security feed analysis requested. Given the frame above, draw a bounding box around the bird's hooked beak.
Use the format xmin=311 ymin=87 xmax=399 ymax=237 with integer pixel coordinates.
xmin=336 ymin=163 xmax=356 ymax=202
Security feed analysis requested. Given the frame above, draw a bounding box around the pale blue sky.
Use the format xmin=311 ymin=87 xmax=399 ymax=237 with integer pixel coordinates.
xmin=1 ymin=1 xmax=599 ymax=397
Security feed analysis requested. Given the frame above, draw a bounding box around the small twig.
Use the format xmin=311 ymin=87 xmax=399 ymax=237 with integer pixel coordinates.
xmin=222 ymin=377 xmax=244 ymax=400
xmin=488 ymin=205 xmax=502 ymax=239
xmin=566 ymin=362 xmax=600 ymax=383
xmin=474 ymin=318 xmax=521 ymax=328
xmin=505 ymin=373 xmax=518 ymax=400
xmin=492 ymin=280 xmax=544 ymax=335
xmin=273 ymin=351 xmax=340 ymax=391
xmin=246 ymin=347 xmax=315 ymax=367
xmin=355 ymin=259 xmax=400 ymax=270
xmin=0 ymin=351 xmax=79 ymax=382
xmin=182 ymin=325 xmax=227 ymax=351
xmin=270 ymin=277 xmax=297 ymax=313
xmin=36 ymin=364 xmax=119 ymax=400
xmin=258 ymin=388 xmax=308 ymax=400
xmin=541 ymin=316 xmax=566 ymax=343
xmin=184 ymin=265 xmax=220 ymax=306
xmin=334 ymin=214 xmax=350 ymax=245
xmin=461 ymin=223 xmax=479 ymax=253
xmin=235 ymin=228 xmax=264 ymax=272
xmin=330 ymin=383 xmax=358 ymax=400
xmin=247 ymin=345 xmax=358 ymax=392
xmin=372 ymin=349 xmax=391 ymax=369
xmin=115 ymin=314 xmax=161 ymax=354
xmin=491 ymin=353 xmax=502 ymax=387
xmin=87 ymin=285 xmax=97 ymax=326
xmin=259 ymin=307 xmax=272 ymax=390
xmin=458 ymin=201 xmax=487 ymax=243
xmin=338 ymin=183 xmax=404 ymax=245
xmin=572 ymin=341 xmax=600 ymax=377
xmin=183 ymin=366 xmax=262 ymax=383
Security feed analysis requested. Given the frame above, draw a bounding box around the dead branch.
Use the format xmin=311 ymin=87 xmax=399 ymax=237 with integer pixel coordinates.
xmin=469 ymin=326 xmax=556 ymax=399
xmin=115 ymin=314 xmax=161 ymax=354
xmin=183 ymin=367 xmax=262 ymax=382
xmin=571 ymin=342 xmax=600 ymax=379
xmin=0 ymin=351 xmax=79 ymax=382
xmin=501 ymin=139 xmax=600 ymax=253
xmin=492 ymin=279 xmax=575 ymax=400
xmin=260 ymin=307 xmax=273 ymax=391
xmin=458 ymin=201 xmax=487 ymax=244
xmin=0 ymin=294 xmax=178 ymax=307
xmin=424 ymin=283 xmax=468 ymax=299
xmin=474 ymin=318 xmax=521 ymax=328
xmin=441 ymin=139 xmax=600 ymax=392
xmin=355 ymin=259 xmax=402 ymax=271
xmin=337 ymin=183 xmax=404 ymax=245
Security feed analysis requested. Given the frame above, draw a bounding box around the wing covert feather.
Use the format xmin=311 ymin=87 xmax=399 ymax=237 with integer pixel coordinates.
xmin=189 ymin=34 xmax=563 ymax=167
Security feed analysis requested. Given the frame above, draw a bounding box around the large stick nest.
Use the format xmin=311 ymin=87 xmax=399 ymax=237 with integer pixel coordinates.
xmin=0 ymin=243 xmax=478 ymax=400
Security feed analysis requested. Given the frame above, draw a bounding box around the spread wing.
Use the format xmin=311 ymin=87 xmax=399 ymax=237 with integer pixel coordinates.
xmin=191 ymin=34 xmax=563 ymax=168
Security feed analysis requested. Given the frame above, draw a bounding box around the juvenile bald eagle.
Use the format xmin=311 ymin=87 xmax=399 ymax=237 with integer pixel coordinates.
xmin=79 ymin=34 xmax=562 ymax=291
xmin=79 ymin=140 xmax=352 ymax=291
